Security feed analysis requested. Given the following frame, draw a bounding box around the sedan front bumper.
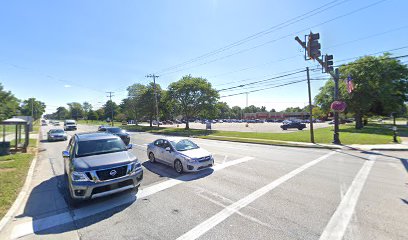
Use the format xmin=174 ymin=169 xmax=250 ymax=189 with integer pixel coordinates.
xmin=184 ymin=158 xmax=214 ymax=172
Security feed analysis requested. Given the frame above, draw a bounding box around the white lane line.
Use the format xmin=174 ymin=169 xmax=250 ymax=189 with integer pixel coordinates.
xmin=10 ymin=156 xmax=254 ymax=239
xmin=319 ymin=154 xmax=376 ymax=240
xmin=176 ymin=151 xmax=337 ymax=240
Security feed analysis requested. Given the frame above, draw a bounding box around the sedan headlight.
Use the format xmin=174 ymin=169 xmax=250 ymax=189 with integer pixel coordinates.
xmin=71 ymin=171 xmax=89 ymax=182
xmin=184 ymin=156 xmax=196 ymax=163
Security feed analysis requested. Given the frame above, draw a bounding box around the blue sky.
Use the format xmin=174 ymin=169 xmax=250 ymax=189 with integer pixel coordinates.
xmin=1 ymin=0 xmax=407 ymax=113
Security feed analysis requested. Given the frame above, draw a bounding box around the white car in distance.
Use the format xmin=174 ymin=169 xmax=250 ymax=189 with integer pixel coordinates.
xmin=147 ymin=138 xmax=214 ymax=174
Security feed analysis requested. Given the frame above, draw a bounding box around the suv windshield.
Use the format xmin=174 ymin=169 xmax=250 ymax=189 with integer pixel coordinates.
xmin=106 ymin=128 xmax=123 ymax=133
xmin=76 ymin=138 xmax=126 ymax=157
xmin=171 ymin=139 xmax=199 ymax=151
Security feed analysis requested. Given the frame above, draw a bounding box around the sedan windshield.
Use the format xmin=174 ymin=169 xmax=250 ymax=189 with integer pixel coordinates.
xmin=107 ymin=128 xmax=123 ymax=133
xmin=171 ymin=139 xmax=199 ymax=151
xmin=76 ymin=138 xmax=126 ymax=157
xmin=50 ymin=129 xmax=64 ymax=134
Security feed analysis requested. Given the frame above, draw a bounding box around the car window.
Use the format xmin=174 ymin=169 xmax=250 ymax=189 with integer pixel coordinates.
xmin=106 ymin=128 xmax=123 ymax=133
xmin=154 ymin=139 xmax=164 ymax=147
xmin=76 ymin=138 xmax=127 ymax=157
xmin=172 ymin=139 xmax=199 ymax=151
xmin=162 ymin=140 xmax=172 ymax=149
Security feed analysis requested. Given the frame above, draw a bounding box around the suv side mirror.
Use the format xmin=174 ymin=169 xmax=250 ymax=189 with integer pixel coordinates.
xmin=127 ymin=144 xmax=133 ymax=150
xmin=165 ymin=147 xmax=171 ymax=152
xmin=62 ymin=150 xmax=69 ymax=158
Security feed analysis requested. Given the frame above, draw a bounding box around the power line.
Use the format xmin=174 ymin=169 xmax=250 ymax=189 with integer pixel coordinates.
xmin=218 ymin=70 xmax=305 ymax=92
xmin=158 ymin=0 xmax=388 ymax=76
xmin=221 ymin=79 xmax=307 ymax=98
xmin=155 ymin=0 xmax=349 ymax=74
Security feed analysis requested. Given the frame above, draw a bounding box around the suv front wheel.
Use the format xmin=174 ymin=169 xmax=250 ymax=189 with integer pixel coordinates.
xmin=174 ymin=159 xmax=183 ymax=174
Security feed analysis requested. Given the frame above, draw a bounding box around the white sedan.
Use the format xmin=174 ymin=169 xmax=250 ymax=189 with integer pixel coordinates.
xmin=147 ymin=138 xmax=214 ymax=174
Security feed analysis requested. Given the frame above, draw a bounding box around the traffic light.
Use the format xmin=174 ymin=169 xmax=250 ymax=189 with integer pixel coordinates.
xmin=323 ymin=54 xmax=334 ymax=73
xmin=307 ymin=32 xmax=321 ymax=60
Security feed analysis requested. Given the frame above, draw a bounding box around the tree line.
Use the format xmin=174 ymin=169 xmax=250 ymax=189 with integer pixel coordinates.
xmin=45 ymin=54 xmax=408 ymax=130
xmin=0 ymin=84 xmax=46 ymax=121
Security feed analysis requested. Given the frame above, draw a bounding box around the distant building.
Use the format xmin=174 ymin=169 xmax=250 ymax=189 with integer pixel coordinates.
xmin=244 ymin=112 xmax=310 ymax=120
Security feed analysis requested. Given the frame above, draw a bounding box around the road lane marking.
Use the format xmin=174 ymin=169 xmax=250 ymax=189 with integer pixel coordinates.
xmin=9 ymin=156 xmax=254 ymax=239
xmin=176 ymin=151 xmax=337 ymax=240
xmin=319 ymin=154 xmax=376 ymax=240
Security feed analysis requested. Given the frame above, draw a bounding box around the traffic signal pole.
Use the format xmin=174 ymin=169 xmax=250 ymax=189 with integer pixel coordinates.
xmin=295 ymin=34 xmax=341 ymax=144
xmin=306 ymin=67 xmax=315 ymax=143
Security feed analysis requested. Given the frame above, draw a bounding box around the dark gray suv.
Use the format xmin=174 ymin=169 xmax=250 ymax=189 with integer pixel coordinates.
xmin=62 ymin=132 xmax=143 ymax=204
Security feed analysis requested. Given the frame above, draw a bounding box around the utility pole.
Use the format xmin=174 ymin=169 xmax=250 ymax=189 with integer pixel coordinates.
xmin=146 ymin=74 xmax=160 ymax=127
xmin=295 ymin=32 xmax=341 ymax=144
xmin=246 ymin=92 xmax=249 ymax=108
xmin=31 ymin=100 xmax=33 ymax=118
xmin=106 ymin=91 xmax=114 ymax=126
xmin=306 ymin=67 xmax=314 ymax=143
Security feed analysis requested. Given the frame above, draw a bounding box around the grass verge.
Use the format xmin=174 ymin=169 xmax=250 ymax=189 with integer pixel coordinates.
xmin=124 ymin=123 xmax=407 ymax=145
xmin=0 ymin=153 xmax=34 ymax=218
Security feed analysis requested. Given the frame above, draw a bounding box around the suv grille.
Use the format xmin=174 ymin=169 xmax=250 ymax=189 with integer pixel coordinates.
xmin=96 ymin=165 xmax=128 ymax=181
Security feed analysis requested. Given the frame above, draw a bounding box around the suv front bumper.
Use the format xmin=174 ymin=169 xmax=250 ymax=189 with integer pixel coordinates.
xmin=69 ymin=169 xmax=143 ymax=200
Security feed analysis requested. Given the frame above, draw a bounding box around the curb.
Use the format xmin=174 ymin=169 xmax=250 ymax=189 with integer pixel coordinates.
xmin=0 ymin=129 xmax=41 ymax=232
xmin=195 ymin=136 xmax=408 ymax=151
xmin=195 ymin=136 xmax=342 ymax=150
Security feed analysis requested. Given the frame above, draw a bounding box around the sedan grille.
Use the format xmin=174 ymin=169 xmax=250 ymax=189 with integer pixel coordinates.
xmin=96 ymin=166 xmax=128 ymax=181
xmin=197 ymin=156 xmax=211 ymax=162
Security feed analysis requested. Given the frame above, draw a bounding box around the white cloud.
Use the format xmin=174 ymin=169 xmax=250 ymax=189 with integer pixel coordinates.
xmin=64 ymin=84 xmax=71 ymax=88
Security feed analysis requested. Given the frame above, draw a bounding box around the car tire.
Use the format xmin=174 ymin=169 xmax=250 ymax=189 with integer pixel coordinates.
xmin=282 ymin=127 xmax=287 ymax=130
xmin=174 ymin=159 xmax=183 ymax=174
xmin=149 ymin=152 xmax=156 ymax=163
xmin=298 ymin=127 xmax=303 ymax=130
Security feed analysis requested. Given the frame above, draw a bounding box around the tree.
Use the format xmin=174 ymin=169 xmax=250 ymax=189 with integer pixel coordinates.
xmin=67 ymin=102 xmax=84 ymax=120
xmin=315 ymin=54 xmax=408 ymax=129
xmin=20 ymin=98 xmax=46 ymax=120
xmin=270 ymin=108 xmax=276 ymax=113
xmin=231 ymin=106 xmax=243 ymax=119
xmin=312 ymin=106 xmax=326 ymax=120
xmin=88 ymin=109 xmax=99 ymax=121
xmin=0 ymin=83 xmax=20 ymax=121
xmin=115 ymin=113 xmax=127 ymax=122
xmin=55 ymin=106 xmax=69 ymax=120
xmin=243 ymin=105 xmax=261 ymax=113
xmin=103 ymin=100 xmax=119 ymax=122
xmin=215 ymin=102 xmax=232 ymax=119
xmin=95 ymin=108 xmax=104 ymax=121
xmin=168 ymin=75 xmax=219 ymax=129
xmin=82 ymin=102 xmax=93 ymax=120
xmin=260 ymin=106 xmax=267 ymax=112
xmin=284 ymin=107 xmax=302 ymax=112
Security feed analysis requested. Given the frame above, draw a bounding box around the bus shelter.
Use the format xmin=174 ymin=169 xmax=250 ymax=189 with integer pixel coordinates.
xmin=0 ymin=117 xmax=29 ymax=155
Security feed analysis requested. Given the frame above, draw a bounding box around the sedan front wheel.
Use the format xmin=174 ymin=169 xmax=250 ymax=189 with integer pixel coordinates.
xmin=149 ymin=152 xmax=156 ymax=163
xmin=174 ymin=159 xmax=183 ymax=174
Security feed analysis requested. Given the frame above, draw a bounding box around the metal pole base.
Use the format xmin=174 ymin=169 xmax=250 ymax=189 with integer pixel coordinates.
xmin=333 ymin=133 xmax=341 ymax=145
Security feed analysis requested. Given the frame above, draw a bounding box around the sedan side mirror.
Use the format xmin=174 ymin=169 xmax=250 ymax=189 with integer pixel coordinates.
xmin=127 ymin=144 xmax=133 ymax=150
xmin=165 ymin=147 xmax=171 ymax=152
xmin=62 ymin=150 xmax=70 ymax=158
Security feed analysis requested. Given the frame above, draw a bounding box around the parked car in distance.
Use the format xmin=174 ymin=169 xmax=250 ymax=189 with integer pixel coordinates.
xmin=53 ymin=121 xmax=60 ymax=126
xmin=98 ymin=127 xmax=130 ymax=145
xmin=147 ymin=138 xmax=214 ymax=174
xmin=62 ymin=132 xmax=142 ymax=204
xmin=47 ymin=129 xmax=67 ymax=141
xmin=64 ymin=119 xmax=77 ymax=131
xmin=98 ymin=125 xmax=110 ymax=131
xmin=280 ymin=121 xmax=307 ymax=130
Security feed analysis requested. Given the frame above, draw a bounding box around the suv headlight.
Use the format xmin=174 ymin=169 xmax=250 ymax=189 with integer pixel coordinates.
xmin=132 ymin=161 xmax=142 ymax=172
xmin=71 ymin=171 xmax=89 ymax=182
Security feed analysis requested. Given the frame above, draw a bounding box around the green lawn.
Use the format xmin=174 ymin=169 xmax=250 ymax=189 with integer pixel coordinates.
xmin=124 ymin=123 xmax=406 ymax=145
xmin=0 ymin=153 xmax=34 ymax=218
xmin=9 ymin=138 xmax=38 ymax=147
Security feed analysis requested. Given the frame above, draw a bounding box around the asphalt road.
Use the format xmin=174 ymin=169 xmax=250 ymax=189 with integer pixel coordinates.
xmin=1 ymin=124 xmax=407 ymax=240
